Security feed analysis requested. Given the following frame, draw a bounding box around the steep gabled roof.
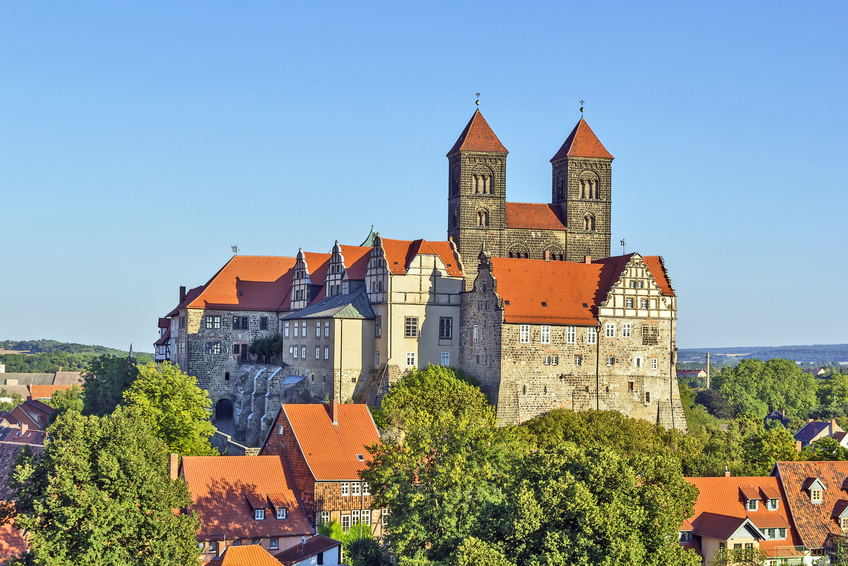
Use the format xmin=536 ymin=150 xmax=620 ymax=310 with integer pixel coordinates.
xmin=551 ymin=117 xmax=614 ymax=161
xmin=275 ymin=535 xmax=341 ymax=566
xmin=380 ymin=238 xmax=463 ymax=277
xmin=208 ymin=544 xmax=286 ymax=566
xmin=181 ymin=455 xmax=313 ymax=542
xmin=505 ymin=202 xmax=567 ymax=231
xmin=446 ymin=109 xmax=508 ymax=156
xmin=280 ymin=402 xmax=380 ymax=481
xmin=337 ymin=245 xmax=372 ymax=280
xmin=166 ymin=285 xmax=205 ymax=317
xmin=185 ymin=256 xmax=297 ymax=312
xmin=774 ymin=461 xmax=848 ymax=549
xmin=29 ymin=384 xmax=74 ymax=400
xmin=282 ymin=286 xmax=375 ymax=320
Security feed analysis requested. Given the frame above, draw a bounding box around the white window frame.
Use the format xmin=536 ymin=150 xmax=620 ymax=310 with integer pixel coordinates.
xmin=324 ymin=346 xmax=329 ymax=360
xmin=406 ymin=352 xmax=415 ymax=367
xmin=269 ymin=538 xmax=279 ymax=550
xmin=315 ymin=346 xmax=320 ymax=360
xmin=294 ymin=323 xmax=299 ymax=338
xmin=552 ymin=355 xmax=558 ymax=365
xmin=606 ymin=357 xmax=614 ymax=366
xmin=605 ymin=323 xmax=615 ymax=338
xmin=351 ymin=482 xmax=361 ymax=496
xmin=650 ymin=357 xmax=658 ymax=370
xmin=588 ymin=327 xmax=597 ymax=345
xmin=254 ymin=509 xmax=265 ymax=520
xmin=316 ymin=323 xmax=321 ymax=338
xmin=362 ymin=482 xmax=370 ymax=495
xmin=520 ymin=325 xmax=530 ymax=343
xmin=284 ymin=321 xmax=290 ymax=338
xmin=321 ymin=511 xmax=330 ymax=525
xmin=276 ymin=508 xmax=286 ymax=519
xmin=441 ymin=352 xmax=450 ymax=366
xmin=325 ymin=320 xmax=330 ymax=337
xmin=340 ymin=482 xmax=350 ymax=496
xmin=382 ymin=508 xmax=389 ymax=526
xmin=566 ymin=326 xmax=575 ymax=344
xmin=301 ymin=346 xmax=306 ymax=359
xmin=767 ymin=498 xmax=778 ymax=510
xmin=352 ymin=509 xmax=361 ymax=525
xmin=623 ymin=323 xmax=631 ymax=338
xmin=541 ymin=325 xmax=551 ymax=344
xmin=341 ymin=514 xmax=351 ymax=532
xmin=361 ymin=509 xmax=371 ymax=526
xmin=544 ymin=356 xmax=551 ymax=365
xmin=473 ymin=325 xmax=479 ymax=343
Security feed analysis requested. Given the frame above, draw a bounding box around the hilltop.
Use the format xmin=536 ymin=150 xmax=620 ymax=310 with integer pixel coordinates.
xmin=0 ymin=339 xmax=153 ymax=373
xmin=679 ymin=344 xmax=848 ymax=367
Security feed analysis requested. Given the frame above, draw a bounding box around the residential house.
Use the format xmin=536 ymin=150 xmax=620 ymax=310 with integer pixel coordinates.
xmin=682 ymin=475 xmax=806 ymax=565
xmin=275 ymin=535 xmax=341 ymax=566
xmin=10 ymin=400 xmax=53 ymax=432
xmin=773 ymin=460 xmax=848 ymax=562
xmin=795 ymin=420 xmax=845 ymax=449
xmin=181 ymin=455 xmax=314 ymax=563
xmin=260 ymin=401 xmax=384 ymax=536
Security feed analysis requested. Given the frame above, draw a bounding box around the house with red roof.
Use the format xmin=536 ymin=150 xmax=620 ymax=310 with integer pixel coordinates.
xmin=260 ymin=401 xmax=384 ymax=536
xmin=682 ymin=475 xmax=807 ymax=565
xmin=461 ymin=249 xmax=686 ymax=428
xmin=180 ymin=455 xmax=314 ymax=563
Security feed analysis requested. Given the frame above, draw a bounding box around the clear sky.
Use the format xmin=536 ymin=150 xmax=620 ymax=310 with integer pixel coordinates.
xmin=2 ymin=1 xmax=846 ymax=351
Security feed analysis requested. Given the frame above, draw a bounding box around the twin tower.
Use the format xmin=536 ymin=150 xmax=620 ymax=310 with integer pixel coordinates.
xmin=446 ymin=109 xmax=615 ymax=287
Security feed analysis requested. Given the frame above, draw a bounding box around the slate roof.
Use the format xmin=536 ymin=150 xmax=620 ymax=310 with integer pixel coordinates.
xmin=282 ymin=285 xmax=375 ymax=321
xmin=774 ymin=460 xmax=848 ymax=549
xmin=488 ymin=254 xmax=673 ymax=325
xmin=505 ymin=203 xmax=567 ymax=231
xmin=1 ymin=373 xmax=54 ymax=386
xmin=550 ymin=117 xmax=614 ymax=161
xmin=186 ymin=256 xmax=298 ymax=312
xmin=683 ymin=476 xmax=803 ymax=557
xmin=181 ymin=455 xmax=313 ymax=543
xmin=208 ymin=544 xmax=284 ymax=566
xmin=279 ymin=402 xmax=381 ymax=481
xmin=446 ymin=109 xmax=508 ymax=156
xmin=275 ymin=535 xmax=340 ymax=566
xmin=794 ymin=421 xmax=838 ymax=443
xmin=379 ymin=237 xmax=462 ymax=277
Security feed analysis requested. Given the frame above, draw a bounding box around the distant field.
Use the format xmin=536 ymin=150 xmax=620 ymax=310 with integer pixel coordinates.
xmin=679 ymin=344 xmax=848 ymax=366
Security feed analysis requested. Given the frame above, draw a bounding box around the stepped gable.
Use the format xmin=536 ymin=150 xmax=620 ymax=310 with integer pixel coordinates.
xmin=505 ymin=202 xmax=567 ymax=230
xmin=185 ymin=256 xmax=297 ymax=312
xmin=281 ymin=402 xmax=380 ymax=481
xmin=380 ymin=238 xmax=462 ymax=277
xmin=551 ymin=117 xmax=614 ymax=161
xmin=446 ymin=109 xmax=508 ymax=156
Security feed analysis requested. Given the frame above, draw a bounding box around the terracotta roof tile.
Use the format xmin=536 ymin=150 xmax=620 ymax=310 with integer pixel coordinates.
xmin=187 ymin=256 xmax=297 ymax=312
xmin=740 ymin=485 xmax=761 ymax=501
xmin=275 ymin=535 xmax=341 ymax=566
xmin=181 ymin=455 xmax=313 ymax=542
xmin=209 ymin=544 xmax=284 ymax=566
xmin=380 ymin=238 xmax=462 ymax=277
xmin=505 ymin=203 xmax=567 ymax=231
xmin=775 ymin=460 xmax=848 ymax=549
xmin=338 ymin=245 xmax=372 ymax=280
xmin=447 ymin=109 xmax=508 ymax=156
xmin=550 ymin=117 xmax=614 ymax=161
xmin=279 ymin=402 xmax=380 ymax=481
xmin=28 ymin=384 xmax=74 ymax=400
xmin=0 ymin=520 xmax=26 ymax=563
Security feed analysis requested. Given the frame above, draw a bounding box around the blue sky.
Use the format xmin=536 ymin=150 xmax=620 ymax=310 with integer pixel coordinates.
xmin=2 ymin=1 xmax=846 ymax=351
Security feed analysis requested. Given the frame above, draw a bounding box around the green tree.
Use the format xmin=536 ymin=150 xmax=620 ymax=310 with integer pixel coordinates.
xmin=708 ymin=546 xmax=767 ymax=565
xmin=122 ymin=362 xmax=216 ymax=456
xmin=46 ymin=386 xmax=84 ymax=424
xmin=82 ymin=355 xmax=139 ymax=416
xmin=714 ymin=359 xmax=817 ymax=419
xmin=0 ymin=388 xmax=24 ymax=412
xmin=5 ymin=407 xmax=200 ymax=566
xmin=248 ymin=334 xmax=282 ymax=364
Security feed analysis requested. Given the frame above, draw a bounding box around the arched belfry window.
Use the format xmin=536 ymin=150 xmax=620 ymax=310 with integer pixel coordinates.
xmin=477 ymin=209 xmax=489 ymax=227
xmin=472 ymin=167 xmax=494 ymax=194
xmin=579 ymin=171 xmax=600 ymax=199
xmin=584 ymin=214 xmax=596 ymax=231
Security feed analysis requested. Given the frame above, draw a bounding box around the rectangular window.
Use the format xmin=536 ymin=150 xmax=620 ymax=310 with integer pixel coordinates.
xmin=645 ymin=391 xmax=651 ymax=403
xmin=206 ymin=315 xmax=221 ymax=329
xmin=405 ymin=317 xmax=418 ymax=338
xmin=293 ymin=346 xmax=298 ymax=359
xmin=316 ymin=323 xmax=321 ymax=338
xmin=473 ymin=325 xmax=479 ymax=343
xmin=269 ymin=538 xmax=279 ymax=550
xmin=605 ymin=323 xmax=615 ymax=338
xmin=811 ymin=489 xmax=822 ymax=503
xmin=375 ymin=351 xmax=380 ymax=366
xmin=439 ymin=317 xmax=453 ymax=339
xmin=206 ymin=342 xmax=221 ymax=355
xmin=294 ymin=323 xmax=299 ymax=338
xmin=321 ymin=511 xmax=330 ymax=525
xmin=566 ymin=326 xmax=575 ymax=344
xmin=284 ymin=322 xmax=289 ymax=337
xmin=374 ymin=316 xmax=381 ymax=338
xmin=315 ymin=346 xmax=320 ymax=360
xmin=324 ymin=346 xmax=330 ymax=360
xmin=588 ymin=327 xmax=597 ymax=344
xmin=363 ymin=482 xmax=370 ymax=495
xmin=441 ymin=352 xmax=450 ymax=366
xmin=340 ymin=482 xmax=350 ymax=496
xmin=382 ymin=508 xmax=389 ymax=526
xmin=642 ymin=325 xmax=659 ymax=345
xmin=767 ymin=498 xmax=778 ymax=510
xmin=406 ymin=352 xmax=415 ymax=367
xmin=260 ymin=317 xmax=269 ymax=330
xmin=198 ymin=542 xmax=205 ymax=553
xmin=325 ymin=320 xmax=330 ymax=338
xmin=607 ymin=357 xmax=615 ymax=366
xmin=352 ymin=482 xmax=361 ymax=496
xmin=650 ymin=358 xmax=658 ymax=370
xmin=209 ymin=541 xmax=218 ymax=555
xmin=233 ymin=316 xmax=249 ymax=330
xmin=352 ymin=509 xmax=361 ymax=525
xmin=544 ymin=356 xmax=551 ymax=365
xmin=623 ymin=323 xmax=631 ymax=338
xmin=641 ymin=299 xmax=648 ymax=309
xmin=552 ymin=355 xmax=558 ymax=365
xmin=301 ymin=346 xmax=306 ymax=359
xmin=628 ymin=381 xmax=634 ymax=391
xmin=541 ymin=325 xmax=551 ymax=344
xmin=575 ymin=356 xmax=582 ymax=366
xmin=254 ymin=509 xmax=265 ymax=520
xmin=634 ymin=356 xmax=642 ymax=368
xmin=778 ymin=527 xmax=786 ymax=539
xmin=341 ymin=515 xmax=351 ymax=532
xmin=361 ymin=509 xmax=371 ymax=526
xmin=233 ymin=344 xmax=240 ymax=354
xmin=626 ymin=298 xmax=634 ymax=308
xmin=520 ymin=325 xmax=530 ymax=343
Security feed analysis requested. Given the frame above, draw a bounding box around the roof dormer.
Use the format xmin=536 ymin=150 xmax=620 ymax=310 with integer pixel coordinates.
xmin=740 ymin=486 xmax=761 ymax=511
xmin=805 ymin=478 xmax=827 ymax=504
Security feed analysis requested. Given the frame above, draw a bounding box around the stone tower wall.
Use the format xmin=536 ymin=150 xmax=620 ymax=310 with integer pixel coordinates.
xmin=552 ymin=157 xmax=612 ymax=261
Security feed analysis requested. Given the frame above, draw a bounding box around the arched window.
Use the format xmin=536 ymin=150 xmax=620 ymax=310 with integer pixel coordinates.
xmin=477 ymin=209 xmax=489 ymax=227
xmin=579 ymin=171 xmax=600 ymax=199
xmin=584 ymin=214 xmax=596 ymax=231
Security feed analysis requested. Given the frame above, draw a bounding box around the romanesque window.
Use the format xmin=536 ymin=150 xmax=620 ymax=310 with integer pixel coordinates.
xmin=473 ymin=172 xmax=492 ymax=194
xmin=583 ymin=214 xmax=596 ymax=231
xmin=477 ymin=209 xmax=489 ymax=227
xmin=579 ymin=171 xmax=600 ymax=199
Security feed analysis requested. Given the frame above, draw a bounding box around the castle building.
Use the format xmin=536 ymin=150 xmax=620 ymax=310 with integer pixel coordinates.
xmin=156 ymin=109 xmax=686 ymax=436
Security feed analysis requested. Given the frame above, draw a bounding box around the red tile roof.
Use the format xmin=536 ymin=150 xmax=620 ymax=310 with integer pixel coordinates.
xmin=275 ymin=535 xmax=340 ymax=566
xmin=167 ymin=285 xmax=205 ymax=317
xmin=446 ymin=109 xmax=508 ymax=156
xmin=505 ymin=203 xmax=567 ymax=231
xmin=0 ymin=520 xmax=25 ymax=563
xmin=281 ymin=402 xmax=381 ymax=481
xmin=154 ymin=327 xmax=171 ymax=346
xmin=181 ymin=455 xmax=313 ymax=542
xmin=338 ymin=245 xmax=372 ymax=280
xmin=186 ymin=256 xmax=297 ymax=312
xmin=380 ymin=238 xmax=462 ymax=277
xmin=684 ymin=476 xmax=803 ymax=555
xmin=208 ymin=544 xmax=284 ymax=566
xmin=550 ymin=117 xmax=614 ymax=161
xmin=28 ymin=384 xmax=74 ymax=400
xmin=775 ymin=460 xmax=848 ymax=549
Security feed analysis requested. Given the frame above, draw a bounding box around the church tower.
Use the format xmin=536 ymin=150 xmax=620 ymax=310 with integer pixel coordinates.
xmin=551 ymin=118 xmax=614 ymax=261
xmin=447 ymin=109 xmax=508 ymax=289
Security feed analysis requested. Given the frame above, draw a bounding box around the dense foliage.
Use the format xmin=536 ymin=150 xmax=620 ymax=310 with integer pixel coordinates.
xmin=0 ymin=340 xmax=152 ymax=371
xmin=5 ymin=407 xmax=200 ymax=566
xmin=248 ymin=334 xmax=282 ymax=363
xmin=81 ymin=355 xmax=139 ymax=416
xmin=713 ymin=358 xmax=817 ymax=419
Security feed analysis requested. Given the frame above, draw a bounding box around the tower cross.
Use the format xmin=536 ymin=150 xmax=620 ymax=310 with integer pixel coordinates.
xmin=579 ymin=99 xmax=585 ymax=115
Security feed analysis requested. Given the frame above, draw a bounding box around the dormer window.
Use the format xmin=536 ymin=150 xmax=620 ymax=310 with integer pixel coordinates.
xmin=767 ymin=498 xmax=778 ymax=510
xmin=276 ymin=508 xmax=287 ymax=520
xmin=254 ymin=509 xmax=265 ymax=520
xmin=811 ymin=489 xmax=823 ymax=503
xmin=746 ymin=499 xmax=759 ymax=511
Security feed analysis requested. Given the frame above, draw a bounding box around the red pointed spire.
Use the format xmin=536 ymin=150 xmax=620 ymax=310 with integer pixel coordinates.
xmin=447 ymin=109 xmax=508 ymax=157
xmin=550 ymin=118 xmax=613 ymax=161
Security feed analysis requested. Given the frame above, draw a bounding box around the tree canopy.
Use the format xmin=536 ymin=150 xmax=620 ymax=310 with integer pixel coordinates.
xmin=81 ymin=355 xmax=139 ymax=416
xmin=713 ymin=358 xmax=817 ymax=419
xmin=6 ymin=407 xmax=200 ymax=566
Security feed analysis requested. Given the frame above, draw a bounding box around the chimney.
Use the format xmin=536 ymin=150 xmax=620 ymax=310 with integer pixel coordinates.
xmin=782 ymin=410 xmax=785 ymax=418
xmin=584 ymin=255 xmax=591 ymax=264
xmin=723 ymin=466 xmax=730 ymax=478
xmin=328 ymin=400 xmax=339 ymax=425
xmin=58 ymin=366 xmax=62 ymax=373
xmin=169 ymin=453 xmax=179 ymax=480
xmin=796 ymin=440 xmax=803 ymax=452
xmin=179 ymin=286 xmax=186 ymax=303
xmin=706 ymin=353 xmax=711 ymax=389
xmin=832 ymin=419 xmax=837 ymax=432
xmin=544 ymin=250 xmax=550 ymax=261
xmin=809 ymin=418 xmax=814 ymax=423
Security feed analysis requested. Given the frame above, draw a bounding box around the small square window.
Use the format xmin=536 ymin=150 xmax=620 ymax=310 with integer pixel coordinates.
xmin=252 ymin=538 xmax=261 ymax=545
xmin=747 ymin=499 xmax=758 ymax=511
xmin=269 ymin=538 xmax=279 ymax=550
xmin=276 ymin=508 xmax=286 ymax=519
xmin=209 ymin=541 xmax=219 ymax=554
xmin=254 ymin=509 xmax=265 ymax=520
xmin=650 ymin=358 xmax=658 ymax=370
xmin=767 ymin=498 xmax=778 ymax=510
xmin=607 ymin=357 xmax=615 ymax=366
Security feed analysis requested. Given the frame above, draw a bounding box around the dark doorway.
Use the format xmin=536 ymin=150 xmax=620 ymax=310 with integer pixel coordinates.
xmin=216 ymin=398 xmax=234 ymax=421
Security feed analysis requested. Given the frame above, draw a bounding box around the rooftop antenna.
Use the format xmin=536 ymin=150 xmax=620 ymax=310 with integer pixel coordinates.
xmin=475 ymin=92 xmax=480 ymax=106
xmin=579 ymin=99 xmax=585 ymax=116
xmin=231 ymin=244 xmax=239 ymax=254
xmin=300 ymin=535 xmax=306 ymax=553
xmin=620 ymin=239 xmax=626 ymax=255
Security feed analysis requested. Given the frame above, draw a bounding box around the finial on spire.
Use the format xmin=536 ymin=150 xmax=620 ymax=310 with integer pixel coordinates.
xmin=475 ymin=92 xmax=480 ymax=106
xmin=579 ymin=99 xmax=585 ymax=116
